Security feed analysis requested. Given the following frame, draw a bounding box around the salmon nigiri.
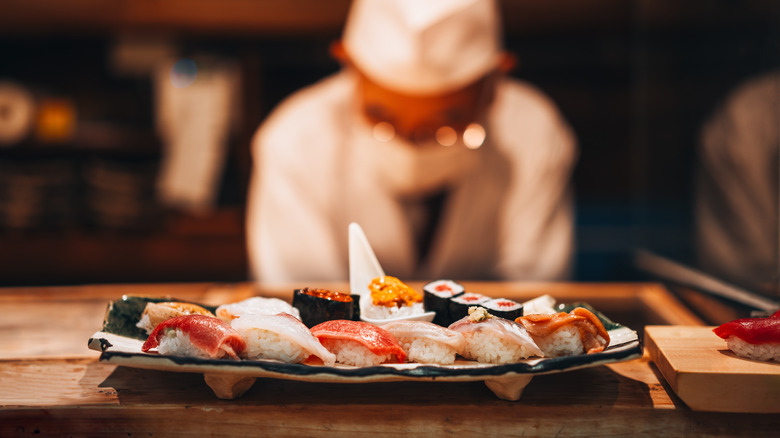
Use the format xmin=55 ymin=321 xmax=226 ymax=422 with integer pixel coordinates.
xmin=142 ymin=314 xmax=246 ymax=360
xmin=310 ymin=320 xmax=406 ymax=366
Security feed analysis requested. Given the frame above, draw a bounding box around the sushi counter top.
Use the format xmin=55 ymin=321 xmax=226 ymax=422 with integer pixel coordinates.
xmin=1 ymin=281 xmax=778 ymax=437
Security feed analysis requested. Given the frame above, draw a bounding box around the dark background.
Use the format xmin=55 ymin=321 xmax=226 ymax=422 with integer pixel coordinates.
xmin=0 ymin=0 xmax=778 ymax=287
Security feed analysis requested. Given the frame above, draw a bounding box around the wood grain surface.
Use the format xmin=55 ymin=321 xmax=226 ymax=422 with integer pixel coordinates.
xmin=645 ymin=325 xmax=780 ymax=413
xmin=2 ymin=282 xmax=778 ymax=436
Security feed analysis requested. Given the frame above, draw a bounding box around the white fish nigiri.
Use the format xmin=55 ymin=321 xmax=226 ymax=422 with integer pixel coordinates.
xmin=230 ymin=312 xmax=336 ymax=366
xmin=449 ymin=307 xmax=544 ymax=363
xmin=381 ymin=320 xmax=466 ymax=364
xmin=217 ymin=296 xmax=300 ymax=321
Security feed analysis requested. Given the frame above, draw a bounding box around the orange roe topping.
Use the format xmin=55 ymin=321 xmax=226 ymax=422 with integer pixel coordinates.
xmin=368 ymin=276 xmax=422 ymax=308
xmin=301 ymin=288 xmax=353 ymax=302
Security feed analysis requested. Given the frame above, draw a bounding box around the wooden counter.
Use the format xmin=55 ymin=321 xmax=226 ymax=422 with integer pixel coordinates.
xmin=1 ymin=282 xmax=778 ymax=436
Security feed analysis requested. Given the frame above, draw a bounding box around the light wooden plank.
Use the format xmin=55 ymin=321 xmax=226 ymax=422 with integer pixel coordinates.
xmin=645 ymin=325 xmax=780 ymax=413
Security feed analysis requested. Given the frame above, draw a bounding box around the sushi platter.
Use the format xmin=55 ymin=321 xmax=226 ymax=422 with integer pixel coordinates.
xmin=88 ymin=294 xmax=641 ymax=400
xmin=88 ymin=223 xmax=641 ymax=401
xmin=645 ymin=325 xmax=780 ymax=413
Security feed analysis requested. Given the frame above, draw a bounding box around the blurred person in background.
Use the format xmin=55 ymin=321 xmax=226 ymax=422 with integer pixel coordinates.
xmin=247 ymin=0 xmax=577 ymax=284
xmin=697 ymin=72 xmax=780 ymax=295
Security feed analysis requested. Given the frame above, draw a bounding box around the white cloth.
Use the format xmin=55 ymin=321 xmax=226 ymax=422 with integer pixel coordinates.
xmin=697 ymin=72 xmax=780 ymax=287
xmin=247 ymin=71 xmax=577 ymax=284
xmin=343 ymin=0 xmax=501 ymax=95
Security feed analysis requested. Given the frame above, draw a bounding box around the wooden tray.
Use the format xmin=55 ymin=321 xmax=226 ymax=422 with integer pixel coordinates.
xmin=645 ymin=325 xmax=780 ymax=413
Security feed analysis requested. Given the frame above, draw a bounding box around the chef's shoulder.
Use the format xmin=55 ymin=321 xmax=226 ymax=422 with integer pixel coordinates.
xmin=493 ymin=77 xmax=577 ymax=162
xmin=252 ymin=72 xmax=353 ymax=151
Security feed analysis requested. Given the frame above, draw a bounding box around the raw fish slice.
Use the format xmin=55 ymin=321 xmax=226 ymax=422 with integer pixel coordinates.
xmin=142 ymin=314 xmax=246 ymax=359
xmin=311 ymin=320 xmax=406 ymax=363
xmin=381 ymin=320 xmax=466 ymax=352
xmin=516 ymin=307 xmax=610 ymax=356
xmin=449 ymin=308 xmax=544 ymax=362
xmin=231 ymin=313 xmax=336 ymax=366
xmin=136 ymin=301 xmax=215 ymax=334
xmin=216 ymin=296 xmax=300 ymax=321
xmin=713 ymin=310 xmax=780 ymax=344
xmin=381 ymin=320 xmax=466 ymax=364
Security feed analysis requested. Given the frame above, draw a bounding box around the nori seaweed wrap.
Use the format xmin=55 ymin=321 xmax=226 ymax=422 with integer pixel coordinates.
xmin=292 ymin=288 xmax=356 ymax=328
xmin=482 ymin=298 xmax=524 ymax=321
xmin=448 ymin=292 xmax=491 ymax=325
xmin=423 ymin=279 xmax=465 ymax=326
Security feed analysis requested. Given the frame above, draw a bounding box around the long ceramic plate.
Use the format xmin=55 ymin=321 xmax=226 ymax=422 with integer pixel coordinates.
xmin=88 ymin=296 xmax=642 ymax=400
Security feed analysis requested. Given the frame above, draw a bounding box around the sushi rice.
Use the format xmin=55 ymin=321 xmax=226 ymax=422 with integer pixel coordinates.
xmin=396 ymin=337 xmax=458 ymax=365
xmin=362 ymin=301 xmax=425 ymax=320
xmin=239 ymin=329 xmax=311 ymax=363
xmin=319 ymin=338 xmax=395 ymax=367
xmin=725 ymin=336 xmax=780 ymax=362
xmin=156 ymin=329 xmax=225 ymax=359
xmin=461 ymin=330 xmax=541 ymax=364
xmin=531 ymin=325 xmax=590 ymax=357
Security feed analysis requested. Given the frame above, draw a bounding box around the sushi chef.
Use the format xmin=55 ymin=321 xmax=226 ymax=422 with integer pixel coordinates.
xmin=246 ymin=0 xmax=578 ymax=283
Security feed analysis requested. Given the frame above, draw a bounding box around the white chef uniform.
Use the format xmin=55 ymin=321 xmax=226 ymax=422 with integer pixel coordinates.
xmin=246 ymin=0 xmax=578 ymax=284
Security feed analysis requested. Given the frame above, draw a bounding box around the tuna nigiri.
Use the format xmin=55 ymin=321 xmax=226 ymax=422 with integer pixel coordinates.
xmin=142 ymin=314 xmax=246 ymax=360
xmin=516 ymin=307 xmax=610 ymax=357
xmin=230 ymin=312 xmax=336 ymax=366
xmin=713 ymin=309 xmax=780 ymax=362
xmin=381 ymin=320 xmax=466 ymax=364
xmin=311 ymin=320 xmax=406 ymax=366
xmin=449 ymin=307 xmax=544 ymax=364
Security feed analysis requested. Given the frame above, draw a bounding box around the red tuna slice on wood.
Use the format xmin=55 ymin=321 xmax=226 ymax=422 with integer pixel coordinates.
xmin=713 ymin=310 xmax=780 ymax=344
xmin=142 ymin=314 xmax=246 ymax=359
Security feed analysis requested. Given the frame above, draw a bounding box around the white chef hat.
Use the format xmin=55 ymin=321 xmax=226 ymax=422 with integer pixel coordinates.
xmin=342 ymin=0 xmax=502 ymax=96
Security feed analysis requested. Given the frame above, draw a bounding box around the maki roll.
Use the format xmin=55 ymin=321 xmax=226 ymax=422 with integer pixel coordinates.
xmin=482 ymin=298 xmax=524 ymax=321
xmin=448 ymin=292 xmax=491 ymax=324
xmin=423 ymin=279 xmax=465 ymax=326
xmin=292 ymin=287 xmax=358 ymax=328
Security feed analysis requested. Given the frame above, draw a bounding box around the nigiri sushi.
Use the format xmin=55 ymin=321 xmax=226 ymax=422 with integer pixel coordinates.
xmin=141 ymin=314 xmax=246 ymax=360
xmin=449 ymin=307 xmax=544 ymax=364
xmin=515 ymin=307 xmax=610 ymax=357
xmin=311 ymin=320 xmax=406 ymax=367
xmin=230 ymin=312 xmax=336 ymax=366
xmin=216 ymin=296 xmax=300 ymax=321
xmin=136 ymin=301 xmax=215 ymax=334
xmin=713 ymin=309 xmax=780 ymax=362
xmin=381 ymin=320 xmax=465 ymax=364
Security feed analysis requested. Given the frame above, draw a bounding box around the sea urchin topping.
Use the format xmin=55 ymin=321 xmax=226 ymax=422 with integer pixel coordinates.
xmin=369 ymin=276 xmax=422 ymax=308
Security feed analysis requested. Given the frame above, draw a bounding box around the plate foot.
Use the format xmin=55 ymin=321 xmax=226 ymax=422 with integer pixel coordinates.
xmin=203 ymin=374 xmax=257 ymax=399
xmin=484 ymin=375 xmax=533 ymax=401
